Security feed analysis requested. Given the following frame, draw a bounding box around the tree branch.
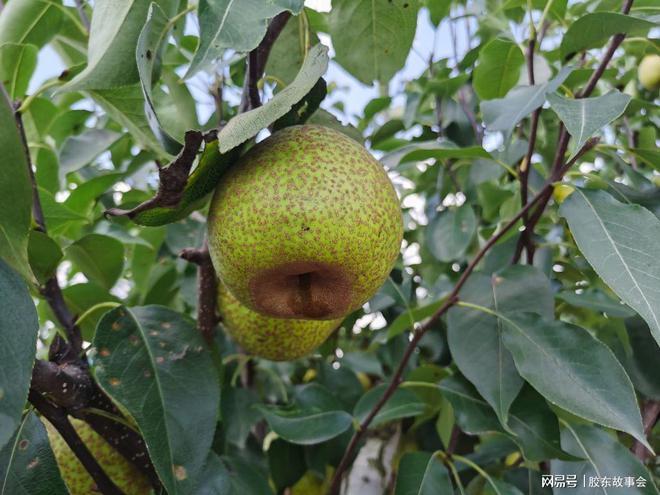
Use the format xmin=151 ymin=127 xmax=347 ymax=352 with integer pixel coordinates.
xmin=29 ymin=390 xmax=125 ymax=495
xmin=515 ymin=33 xmax=540 ymax=264
xmin=512 ymin=0 xmax=634 ymax=263
xmin=105 ymin=130 xmax=203 ymax=220
xmin=239 ymin=12 xmax=291 ymax=112
xmin=12 ymin=101 xmax=84 ymax=356
xmin=180 ymin=242 xmax=218 ymax=344
xmin=328 ymin=176 xmax=560 ymax=494
xmin=10 ymin=84 xmax=161 ymax=490
xmin=631 ymin=400 xmax=660 ymax=461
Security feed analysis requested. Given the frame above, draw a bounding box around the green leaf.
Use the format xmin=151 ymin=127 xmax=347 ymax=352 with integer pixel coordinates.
xmin=266 ymin=14 xmax=320 ymax=87
xmin=0 ymin=43 xmax=38 ymax=99
xmin=89 ymin=85 xmax=168 ymax=156
xmin=560 ymin=188 xmax=660 ymax=348
xmin=424 ymin=0 xmax=451 ymax=26
xmin=556 ymin=289 xmax=635 ymax=318
xmin=0 ymin=260 xmax=38 ymax=451
xmin=386 ymin=298 xmax=447 ymax=340
xmin=483 ymin=480 xmax=525 ymax=495
xmin=268 ymin=439 xmax=306 ymax=491
xmin=547 ymin=91 xmax=631 ymax=158
xmin=439 ymin=374 xmax=504 ymax=435
xmin=216 ymin=43 xmax=328 ymax=154
xmin=473 ymin=38 xmax=525 ymax=100
xmin=628 ymin=148 xmax=660 ymax=171
xmin=136 ymin=2 xmax=183 ymax=154
xmin=394 ymin=451 xmax=453 ymax=495
xmin=57 ymin=282 xmax=119 ymax=341
xmin=353 ymin=384 xmax=426 ymax=427
xmin=623 ymin=317 xmax=660 ymax=400
xmin=0 ymin=87 xmax=33 ymax=281
xmin=481 ymin=66 xmax=572 ymax=139
xmin=220 ymin=387 xmax=263 ymax=448
xmin=37 ymin=187 xmax=86 ymax=235
xmin=187 ymin=0 xmax=304 ymax=77
xmin=94 ymin=306 xmax=220 ymax=495
xmin=552 ymin=423 xmax=659 ymax=494
xmin=258 ymin=407 xmax=352 ymax=445
xmin=0 ymin=411 xmax=69 ymax=495
xmin=380 ymin=141 xmax=491 ymax=169
xmin=427 ymin=205 xmax=477 ymax=262
xmin=447 ymin=266 xmax=553 ymax=426
xmin=27 ymin=230 xmax=62 ymax=284
xmin=59 ymin=129 xmax=122 ymax=177
xmin=560 ymin=13 xmax=655 ymax=59
xmin=507 ymin=385 xmax=577 ymax=462
xmin=64 ymin=172 xmax=124 ymax=213
xmin=196 ymin=451 xmax=279 ymax=493
xmin=0 ymin=0 xmax=63 ymax=48
xmin=501 ymin=313 xmax=650 ymax=451
xmin=62 ymin=0 xmax=179 ymax=91
xmin=328 ymin=0 xmax=419 ymax=84
xmin=65 ymin=234 xmax=124 ymax=290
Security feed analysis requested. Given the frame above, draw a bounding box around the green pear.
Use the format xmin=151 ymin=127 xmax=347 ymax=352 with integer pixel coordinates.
xmin=638 ymin=54 xmax=660 ymax=90
xmin=44 ymin=417 xmax=151 ymax=495
xmin=218 ymin=283 xmax=342 ymax=361
xmin=208 ymin=125 xmax=403 ymax=320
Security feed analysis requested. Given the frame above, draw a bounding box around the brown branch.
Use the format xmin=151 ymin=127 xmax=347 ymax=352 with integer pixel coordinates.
xmin=515 ymin=33 xmax=541 ymax=264
xmin=239 ymin=12 xmax=291 ymax=112
xmin=512 ymin=0 xmax=634 ymax=263
xmin=11 ymin=99 xmax=84 ymax=356
xmin=10 ymin=82 xmax=161 ymax=490
xmin=180 ymin=242 xmax=218 ymax=344
xmin=328 ymin=177 xmax=558 ymax=494
xmin=29 ymin=390 xmax=125 ymax=495
xmin=30 ymin=360 xmax=162 ymax=488
xmin=105 ymin=130 xmax=203 ymax=219
xmin=631 ymin=400 xmax=660 ymax=461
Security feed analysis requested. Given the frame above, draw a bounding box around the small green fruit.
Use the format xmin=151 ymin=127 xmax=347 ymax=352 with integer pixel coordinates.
xmin=44 ymin=417 xmax=151 ymax=495
xmin=208 ymin=125 xmax=403 ymax=320
xmin=218 ymin=283 xmax=341 ymax=361
xmin=638 ymin=54 xmax=660 ymax=91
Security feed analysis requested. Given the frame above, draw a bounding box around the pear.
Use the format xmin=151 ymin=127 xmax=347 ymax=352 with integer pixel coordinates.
xmin=44 ymin=417 xmax=151 ymax=495
xmin=638 ymin=54 xmax=660 ymax=91
xmin=218 ymin=283 xmax=341 ymax=361
xmin=208 ymin=125 xmax=403 ymax=320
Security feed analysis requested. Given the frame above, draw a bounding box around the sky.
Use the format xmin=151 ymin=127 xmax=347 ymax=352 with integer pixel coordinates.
xmin=31 ymin=1 xmax=469 ymax=124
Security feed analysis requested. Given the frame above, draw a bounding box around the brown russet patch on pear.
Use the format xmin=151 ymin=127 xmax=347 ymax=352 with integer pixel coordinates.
xmin=249 ymin=261 xmax=352 ymax=319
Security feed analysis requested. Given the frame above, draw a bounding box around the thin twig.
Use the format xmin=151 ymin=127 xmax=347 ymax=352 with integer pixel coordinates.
xmin=12 ymin=101 xmax=84 ymax=355
xmin=29 ymin=391 xmax=125 ymax=495
xmin=8 ymin=81 xmax=161 ymax=489
xmin=512 ymin=0 xmax=634 ymax=263
xmin=328 ymin=177 xmax=558 ymax=494
xmin=180 ymin=242 xmax=218 ymax=344
xmin=623 ymin=116 xmax=638 ymax=169
xmin=631 ymin=400 xmax=660 ymax=461
xmin=239 ymin=12 xmax=291 ymax=112
xmin=515 ymin=31 xmax=540 ymax=264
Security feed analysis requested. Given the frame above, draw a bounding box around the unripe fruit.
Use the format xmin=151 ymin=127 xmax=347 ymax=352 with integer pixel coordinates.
xmin=218 ymin=283 xmax=341 ymax=361
xmin=44 ymin=417 xmax=151 ymax=495
xmin=208 ymin=125 xmax=403 ymax=320
xmin=638 ymin=54 xmax=660 ymax=91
